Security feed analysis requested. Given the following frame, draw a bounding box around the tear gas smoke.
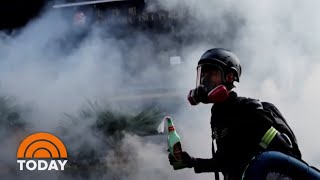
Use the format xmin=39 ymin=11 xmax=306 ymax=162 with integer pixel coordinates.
xmin=1 ymin=0 xmax=320 ymax=179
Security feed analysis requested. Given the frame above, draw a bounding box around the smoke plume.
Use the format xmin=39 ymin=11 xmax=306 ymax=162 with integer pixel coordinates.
xmin=1 ymin=0 xmax=320 ymax=179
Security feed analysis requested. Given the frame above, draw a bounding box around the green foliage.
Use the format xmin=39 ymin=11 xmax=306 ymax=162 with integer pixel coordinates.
xmin=0 ymin=96 xmax=25 ymax=130
xmin=60 ymin=101 xmax=166 ymax=176
xmin=95 ymin=106 xmax=165 ymax=136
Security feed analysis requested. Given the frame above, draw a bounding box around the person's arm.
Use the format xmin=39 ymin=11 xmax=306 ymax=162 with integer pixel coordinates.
xmin=169 ymin=152 xmax=221 ymax=173
xmin=244 ymin=108 xmax=297 ymax=156
xmin=193 ymin=157 xmax=220 ymax=173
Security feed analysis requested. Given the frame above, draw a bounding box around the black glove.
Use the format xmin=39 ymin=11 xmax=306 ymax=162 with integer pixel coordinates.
xmin=188 ymin=85 xmax=209 ymax=105
xmin=168 ymin=151 xmax=196 ymax=170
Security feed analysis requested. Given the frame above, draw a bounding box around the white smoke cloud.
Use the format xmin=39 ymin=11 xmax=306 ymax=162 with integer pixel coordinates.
xmin=1 ymin=0 xmax=320 ymax=179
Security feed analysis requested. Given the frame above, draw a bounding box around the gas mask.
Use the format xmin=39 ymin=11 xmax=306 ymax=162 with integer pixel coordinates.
xmin=188 ymin=64 xmax=230 ymax=105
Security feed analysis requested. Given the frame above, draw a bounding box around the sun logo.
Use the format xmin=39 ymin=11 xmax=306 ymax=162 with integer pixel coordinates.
xmin=16 ymin=132 xmax=68 ymax=171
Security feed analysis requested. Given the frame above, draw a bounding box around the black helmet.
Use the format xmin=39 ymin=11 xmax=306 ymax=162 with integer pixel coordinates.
xmin=198 ymin=48 xmax=242 ymax=82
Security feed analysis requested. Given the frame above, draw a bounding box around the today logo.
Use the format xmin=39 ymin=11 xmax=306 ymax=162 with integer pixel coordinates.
xmin=16 ymin=132 xmax=68 ymax=171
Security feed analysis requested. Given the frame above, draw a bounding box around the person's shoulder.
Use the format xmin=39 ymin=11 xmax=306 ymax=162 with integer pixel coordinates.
xmin=233 ymin=93 xmax=263 ymax=110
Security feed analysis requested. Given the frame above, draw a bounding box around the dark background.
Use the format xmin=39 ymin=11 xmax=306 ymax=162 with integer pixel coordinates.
xmin=0 ymin=0 xmax=47 ymax=30
xmin=0 ymin=0 xmax=148 ymax=31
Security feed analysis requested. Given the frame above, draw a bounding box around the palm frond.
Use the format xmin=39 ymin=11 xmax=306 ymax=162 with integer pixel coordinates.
xmin=60 ymin=101 xmax=166 ymax=174
xmin=0 ymin=96 xmax=26 ymax=129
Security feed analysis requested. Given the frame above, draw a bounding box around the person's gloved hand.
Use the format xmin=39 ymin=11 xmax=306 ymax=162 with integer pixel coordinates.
xmin=168 ymin=151 xmax=196 ymax=170
xmin=188 ymin=85 xmax=209 ymax=105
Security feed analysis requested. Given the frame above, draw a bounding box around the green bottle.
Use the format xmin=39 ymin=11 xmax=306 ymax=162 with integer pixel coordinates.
xmin=166 ymin=116 xmax=185 ymax=170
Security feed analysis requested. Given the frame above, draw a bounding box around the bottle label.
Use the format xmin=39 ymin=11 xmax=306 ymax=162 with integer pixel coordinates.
xmin=168 ymin=126 xmax=175 ymax=132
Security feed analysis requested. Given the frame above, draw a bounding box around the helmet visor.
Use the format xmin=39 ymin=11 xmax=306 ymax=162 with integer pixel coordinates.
xmin=196 ymin=64 xmax=224 ymax=91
